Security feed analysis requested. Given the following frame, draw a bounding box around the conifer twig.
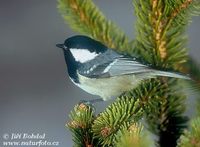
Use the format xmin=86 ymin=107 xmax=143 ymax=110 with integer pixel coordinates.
xmin=58 ymin=0 xmax=134 ymax=53
xmin=178 ymin=117 xmax=200 ymax=147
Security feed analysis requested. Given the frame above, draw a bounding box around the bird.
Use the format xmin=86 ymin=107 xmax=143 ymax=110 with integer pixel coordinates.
xmin=56 ymin=35 xmax=190 ymax=102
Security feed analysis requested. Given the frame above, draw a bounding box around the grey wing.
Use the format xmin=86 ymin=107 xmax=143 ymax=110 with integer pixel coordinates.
xmin=81 ymin=57 xmax=153 ymax=78
xmin=103 ymin=58 xmax=153 ymax=76
xmin=78 ymin=54 xmax=190 ymax=79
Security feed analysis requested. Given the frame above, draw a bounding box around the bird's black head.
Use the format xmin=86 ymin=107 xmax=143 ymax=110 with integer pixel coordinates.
xmin=56 ymin=35 xmax=108 ymax=82
xmin=56 ymin=35 xmax=108 ymax=64
xmin=56 ymin=35 xmax=107 ymax=53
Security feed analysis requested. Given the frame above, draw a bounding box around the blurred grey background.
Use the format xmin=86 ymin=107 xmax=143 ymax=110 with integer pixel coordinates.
xmin=0 ymin=0 xmax=199 ymax=146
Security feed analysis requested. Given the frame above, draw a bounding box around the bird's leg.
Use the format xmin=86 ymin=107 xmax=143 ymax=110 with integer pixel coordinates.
xmin=79 ymin=98 xmax=103 ymax=106
xmin=78 ymin=98 xmax=103 ymax=112
xmin=87 ymin=98 xmax=104 ymax=104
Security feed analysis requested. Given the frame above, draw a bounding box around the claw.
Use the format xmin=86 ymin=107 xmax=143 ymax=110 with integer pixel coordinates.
xmin=78 ymin=98 xmax=103 ymax=112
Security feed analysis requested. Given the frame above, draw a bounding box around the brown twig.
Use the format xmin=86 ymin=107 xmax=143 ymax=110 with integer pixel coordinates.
xmin=150 ymin=0 xmax=167 ymax=61
xmin=171 ymin=0 xmax=193 ymax=18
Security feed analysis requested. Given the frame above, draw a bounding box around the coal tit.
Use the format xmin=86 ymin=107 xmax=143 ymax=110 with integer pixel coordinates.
xmin=56 ymin=35 xmax=190 ymax=101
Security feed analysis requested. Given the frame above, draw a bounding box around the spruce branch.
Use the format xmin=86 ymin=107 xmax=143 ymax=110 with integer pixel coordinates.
xmin=134 ymin=0 xmax=183 ymax=68
xmin=57 ymin=0 xmax=134 ymax=54
xmin=131 ymin=79 xmax=188 ymax=147
xmin=67 ymin=103 xmax=97 ymax=147
xmin=178 ymin=117 xmax=200 ymax=147
xmin=165 ymin=0 xmax=200 ymax=25
xmin=154 ymin=80 xmax=188 ymax=147
xmin=133 ymin=0 xmax=200 ymax=70
xmin=92 ymin=97 xmax=143 ymax=146
xmin=133 ymin=0 xmax=191 ymax=146
xmin=115 ymin=123 xmax=153 ymax=147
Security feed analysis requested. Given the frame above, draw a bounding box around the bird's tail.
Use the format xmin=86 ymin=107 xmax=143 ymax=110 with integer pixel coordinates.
xmin=151 ymin=70 xmax=191 ymax=80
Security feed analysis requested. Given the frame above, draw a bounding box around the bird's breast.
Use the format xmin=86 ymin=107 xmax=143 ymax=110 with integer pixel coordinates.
xmin=70 ymin=73 xmax=140 ymax=101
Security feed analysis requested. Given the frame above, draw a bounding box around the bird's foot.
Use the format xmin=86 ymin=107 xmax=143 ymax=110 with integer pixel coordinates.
xmin=79 ymin=98 xmax=103 ymax=105
xmin=78 ymin=98 xmax=103 ymax=112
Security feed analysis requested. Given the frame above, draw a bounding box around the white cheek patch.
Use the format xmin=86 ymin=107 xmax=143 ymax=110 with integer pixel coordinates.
xmin=70 ymin=48 xmax=99 ymax=63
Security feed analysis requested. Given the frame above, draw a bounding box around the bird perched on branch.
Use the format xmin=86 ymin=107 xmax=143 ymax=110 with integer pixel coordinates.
xmin=56 ymin=35 xmax=190 ymax=102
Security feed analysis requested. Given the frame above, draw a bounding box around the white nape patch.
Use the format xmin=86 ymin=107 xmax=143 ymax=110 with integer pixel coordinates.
xmin=70 ymin=48 xmax=99 ymax=63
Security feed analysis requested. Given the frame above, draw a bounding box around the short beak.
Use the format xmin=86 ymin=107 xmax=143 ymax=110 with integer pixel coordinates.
xmin=56 ymin=43 xmax=65 ymax=49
